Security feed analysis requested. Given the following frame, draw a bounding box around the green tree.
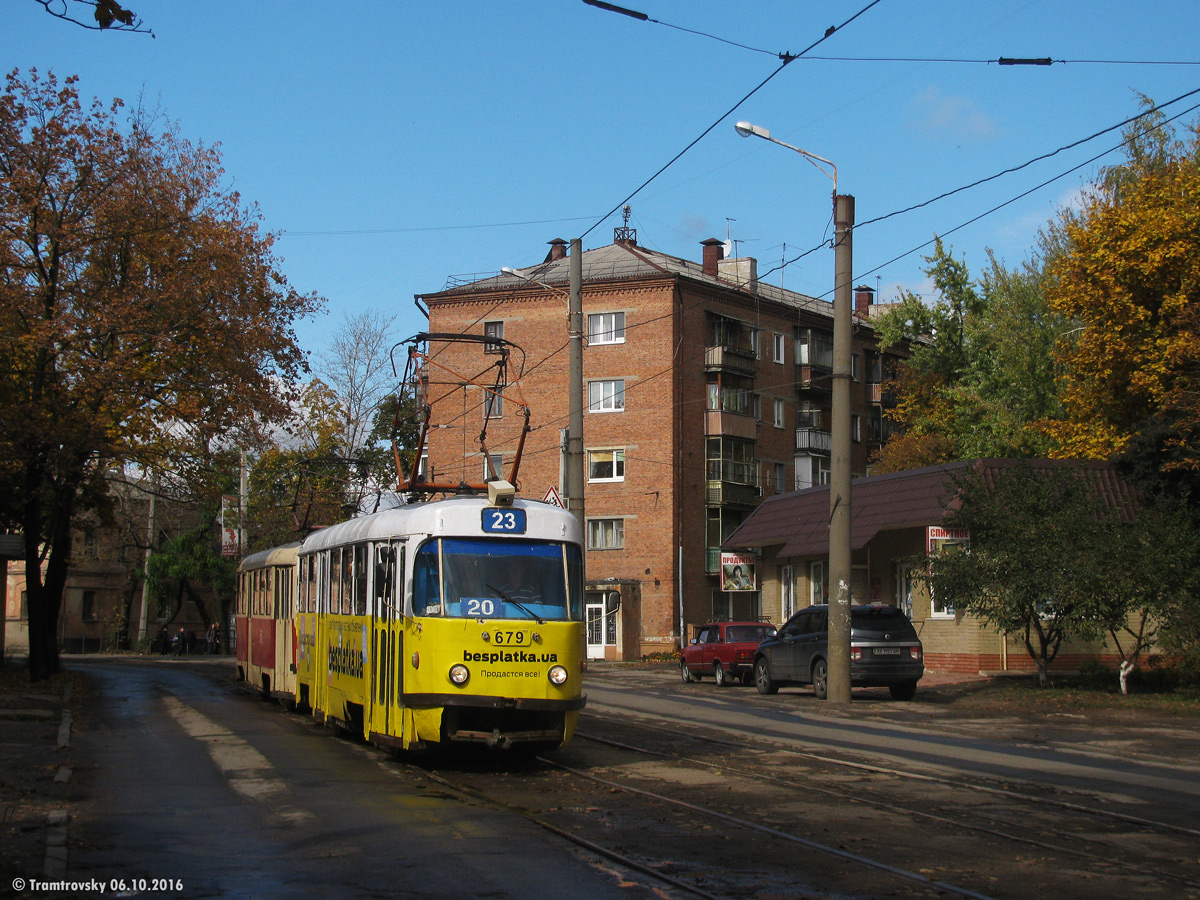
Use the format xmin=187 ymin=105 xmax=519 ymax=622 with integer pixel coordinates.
xmin=873 ymin=242 xmax=1066 ymax=472
xmin=145 ymin=518 xmax=237 ymax=634
xmin=1100 ymin=496 xmax=1200 ymax=693
xmin=0 ymin=71 xmax=320 ymax=680
xmin=926 ymin=463 xmax=1123 ymax=687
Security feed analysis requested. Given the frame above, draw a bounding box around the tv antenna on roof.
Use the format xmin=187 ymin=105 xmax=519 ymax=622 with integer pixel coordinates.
xmin=614 ymin=205 xmax=637 ymax=244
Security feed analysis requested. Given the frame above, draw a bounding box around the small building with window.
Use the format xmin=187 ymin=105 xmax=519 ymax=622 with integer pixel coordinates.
xmin=722 ymin=458 xmax=1140 ymax=674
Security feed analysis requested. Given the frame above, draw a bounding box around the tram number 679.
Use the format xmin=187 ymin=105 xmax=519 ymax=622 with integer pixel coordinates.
xmin=493 ymin=630 xmax=528 ymax=646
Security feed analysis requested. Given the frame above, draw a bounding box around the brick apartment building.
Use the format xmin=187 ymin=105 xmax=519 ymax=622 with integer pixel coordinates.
xmin=417 ymin=232 xmax=904 ymax=660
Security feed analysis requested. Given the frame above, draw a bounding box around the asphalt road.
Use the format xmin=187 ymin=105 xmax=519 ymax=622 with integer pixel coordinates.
xmin=65 ymin=660 xmax=666 ymax=900
xmin=38 ymin=657 xmax=1200 ymax=900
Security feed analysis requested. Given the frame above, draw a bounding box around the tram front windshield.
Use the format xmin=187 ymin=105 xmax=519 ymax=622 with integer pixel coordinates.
xmin=413 ymin=538 xmax=582 ymax=621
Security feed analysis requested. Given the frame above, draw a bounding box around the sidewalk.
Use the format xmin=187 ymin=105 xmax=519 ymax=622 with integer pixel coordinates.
xmin=0 ymin=660 xmax=78 ymax=887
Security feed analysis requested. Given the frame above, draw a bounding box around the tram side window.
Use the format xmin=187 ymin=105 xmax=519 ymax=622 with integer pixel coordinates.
xmin=352 ymin=543 xmax=368 ymax=616
xmin=329 ymin=549 xmax=343 ymax=615
xmin=297 ymin=556 xmax=307 ymax=614
xmin=374 ymin=543 xmax=398 ymax=618
xmin=276 ymin=566 xmax=292 ymax=620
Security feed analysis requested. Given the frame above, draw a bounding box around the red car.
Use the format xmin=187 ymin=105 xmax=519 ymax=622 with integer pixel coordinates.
xmin=681 ymin=620 xmax=778 ymax=687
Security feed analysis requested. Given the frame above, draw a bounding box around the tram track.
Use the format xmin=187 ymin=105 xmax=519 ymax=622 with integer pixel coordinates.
xmin=573 ymin=722 xmax=1200 ymax=895
xmin=389 ymin=707 xmax=1200 ymax=900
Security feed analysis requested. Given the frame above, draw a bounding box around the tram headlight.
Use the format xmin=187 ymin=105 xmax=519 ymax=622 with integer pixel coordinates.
xmin=449 ymin=664 xmax=470 ymax=686
xmin=547 ymin=665 xmax=569 ymax=686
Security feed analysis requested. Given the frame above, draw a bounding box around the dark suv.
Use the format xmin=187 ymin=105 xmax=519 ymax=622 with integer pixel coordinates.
xmin=753 ymin=604 xmax=924 ymax=701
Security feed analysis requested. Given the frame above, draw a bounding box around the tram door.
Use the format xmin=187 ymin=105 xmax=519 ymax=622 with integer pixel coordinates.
xmin=369 ymin=541 xmax=401 ymax=740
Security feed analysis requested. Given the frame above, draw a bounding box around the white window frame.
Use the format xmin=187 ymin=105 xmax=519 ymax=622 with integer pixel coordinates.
xmin=587 ymin=379 xmax=625 ymax=413
xmin=773 ymin=332 xmax=786 ymax=364
xmin=484 ymin=453 xmax=504 ymax=482
xmin=773 ymin=462 xmax=786 ymax=494
xmin=587 ymin=311 xmax=626 ymax=345
xmin=587 ymin=517 xmax=625 ymax=550
xmin=587 ymin=448 xmax=626 ymax=483
xmin=483 ymin=384 xmax=504 ymax=419
xmin=773 ymin=398 xmax=785 ymax=429
xmin=852 ymin=414 xmax=861 ymax=443
xmin=484 ymin=320 xmax=504 ymax=354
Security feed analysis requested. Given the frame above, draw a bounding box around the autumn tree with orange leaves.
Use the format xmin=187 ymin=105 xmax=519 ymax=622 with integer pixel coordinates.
xmin=0 ymin=70 xmax=322 ymax=680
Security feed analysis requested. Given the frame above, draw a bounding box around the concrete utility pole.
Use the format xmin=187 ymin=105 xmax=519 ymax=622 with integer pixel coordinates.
xmin=732 ymin=121 xmax=854 ymax=704
xmin=826 ymin=194 xmax=855 ymax=705
xmin=567 ymin=238 xmax=586 ymax=532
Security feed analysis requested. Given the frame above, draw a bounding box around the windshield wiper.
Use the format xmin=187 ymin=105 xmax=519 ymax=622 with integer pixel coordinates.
xmin=484 ymin=583 xmax=546 ymax=624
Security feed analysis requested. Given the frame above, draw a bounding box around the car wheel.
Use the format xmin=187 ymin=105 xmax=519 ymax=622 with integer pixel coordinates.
xmin=754 ymin=657 xmax=778 ymax=695
xmin=812 ymin=659 xmax=829 ymax=701
xmin=889 ymin=680 xmax=917 ymax=701
xmin=681 ymin=660 xmax=694 ymax=684
xmin=714 ymin=662 xmax=729 ymax=687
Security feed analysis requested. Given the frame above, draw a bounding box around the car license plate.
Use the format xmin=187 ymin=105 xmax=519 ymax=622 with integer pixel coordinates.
xmin=873 ymin=647 xmax=901 ymax=655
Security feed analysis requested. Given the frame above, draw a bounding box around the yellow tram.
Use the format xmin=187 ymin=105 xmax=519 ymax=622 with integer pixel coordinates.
xmin=239 ymin=482 xmax=586 ymax=752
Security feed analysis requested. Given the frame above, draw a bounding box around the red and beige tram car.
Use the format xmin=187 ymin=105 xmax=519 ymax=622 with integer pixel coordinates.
xmin=235 ymin=541 xmax=301 ymax=702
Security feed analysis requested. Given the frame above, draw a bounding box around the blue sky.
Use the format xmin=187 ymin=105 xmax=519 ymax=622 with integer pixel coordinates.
xmin=10 ymin=1 xmax=1200 ymax=361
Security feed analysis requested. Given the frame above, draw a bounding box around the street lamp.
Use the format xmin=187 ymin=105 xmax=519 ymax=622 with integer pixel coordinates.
xmin=736 ymin=120 xmax=854 ymax=705
xmin=501 ymin=242 xmax=586 ymax=532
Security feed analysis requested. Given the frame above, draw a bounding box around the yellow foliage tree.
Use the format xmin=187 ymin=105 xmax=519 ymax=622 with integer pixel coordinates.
xmin=1046 ymin=112 xmax=1200 ymax=468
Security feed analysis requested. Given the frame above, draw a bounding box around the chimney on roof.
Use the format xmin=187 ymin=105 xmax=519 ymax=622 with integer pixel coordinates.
xmin=855 ymin=285 xmax=875 ymax=317
xmin=719 ymin=256 xmax=758 ymax=293
xmin=545 ymin=238 xmax=569 ymax=263
xmin=701 ymin=238 xmax=724 ymax=276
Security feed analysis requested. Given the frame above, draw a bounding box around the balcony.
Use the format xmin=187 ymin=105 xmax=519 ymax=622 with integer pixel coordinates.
xmin=796 ymin=364 xmax=832 ymax=393
xmin=796 ymin=428 xmax=832 ymax=453
xmin=705 ymin=480 xmax=759 ymax=508
xmin=705 ymin=344 xmax=757 ymax=375
xmin=705 ymin=548 xmax=722 ymax=575
xmin=705 ymin=408 xmax=758 ymax=440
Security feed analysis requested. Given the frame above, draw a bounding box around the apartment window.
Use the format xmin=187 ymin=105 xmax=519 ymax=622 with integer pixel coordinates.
xmin=587 ymin=518 xmax=625 ymax=550
xmin=81 ymin=590 xmax=97 ymax=621
xmin=773 ymin=332 xmax=786 ymax=364
xmin=588 ymin=312 xmax=625 ymax=345
xmin=483 ymin=384 xmax=504 ymax=419
xmin=815 ymin=456 xmax=831 ymax=485
xmin=588 ymin=449 xmax=625 ymax=482
xmin=484 ymin=321 xmax=504 ymax=354
xmin=852 ymin=414 xmax=862 ymax=443
xmin=749 ymin=328 xmax=761 ymax=358
xmin=774 ymin=463 xmax=786 ymax=494
xmin=796 ymin=329 xmax=833 ymax=368
xmin=852 ymin=352 xmax=861 ymax=381
xmin=587 ymin=379 xmax=625 ymax=412
xmin=773 ymin=398 xmax=785 ymax=429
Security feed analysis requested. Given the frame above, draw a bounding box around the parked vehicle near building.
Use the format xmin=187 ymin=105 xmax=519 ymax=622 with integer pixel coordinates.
xmin=753 ymin=604 xmax=924 ymax=700
xmin=681 ymin=620 xmax=777 ymax=686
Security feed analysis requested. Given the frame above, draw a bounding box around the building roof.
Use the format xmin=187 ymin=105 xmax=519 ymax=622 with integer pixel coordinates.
xmin=722 ymin=459 xmax=1140 ymax=559
xmin=417 ymin=240 xmax=836 ymax=320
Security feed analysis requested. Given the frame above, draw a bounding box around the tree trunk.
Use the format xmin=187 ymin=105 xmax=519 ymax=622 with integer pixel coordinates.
xmin=1119 ymin=659 xmax=1135 ymax=695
